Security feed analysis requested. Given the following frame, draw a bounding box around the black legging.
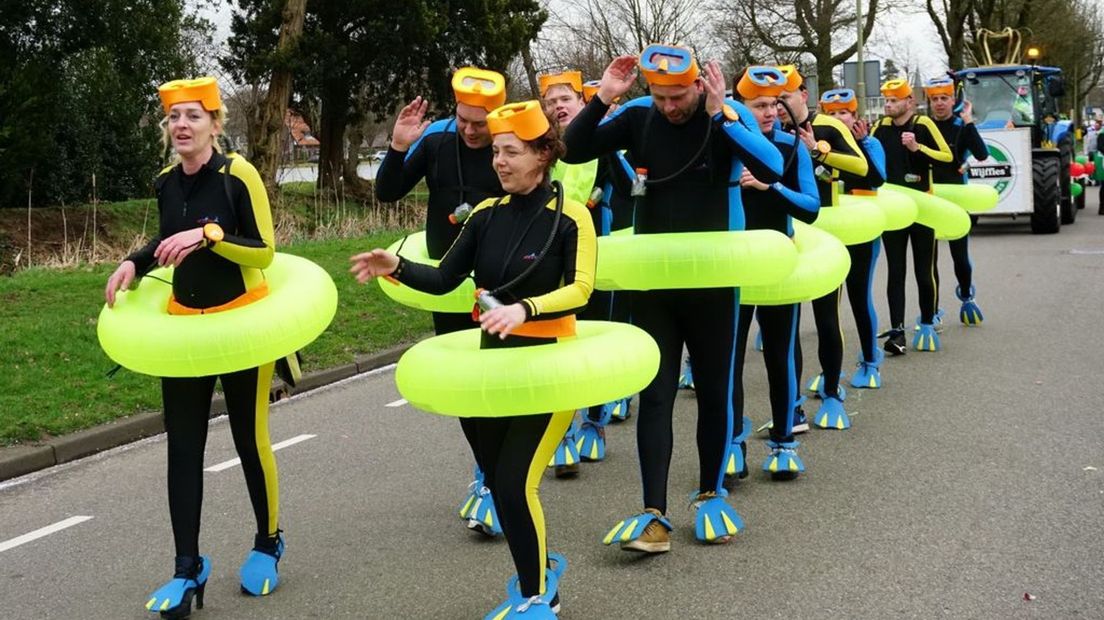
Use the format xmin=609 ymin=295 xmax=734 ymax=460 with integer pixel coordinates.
xmin=162 ymin=362 xmax=278 ymax=558
xmin=433 ymin=311 xmax=485 ymax=469
xmin=733 ymin=303 xmax=799 ymax=444
xmin=882 ymin=223 xmax=938 ymax=327
xmin=473 ymin=332 xmax=572 ymax=598
xmin=934 ymin=235 xmax=973 ymax=295
xmin=845 ymin=240 xmax=881 ymax=363
xmin=631 ymin=287 xmax=737 ymax=514
xmin=794 ymin=288 xmax=844 ymax=398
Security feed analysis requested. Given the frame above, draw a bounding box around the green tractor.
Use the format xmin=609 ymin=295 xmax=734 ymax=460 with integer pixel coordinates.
xmin=954 ymin=29 xmax=1075 ymax=233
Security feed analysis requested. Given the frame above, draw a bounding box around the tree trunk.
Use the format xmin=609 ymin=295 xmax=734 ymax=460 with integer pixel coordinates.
xmin=520 ymin=45 xmax=540 ymax=99
xmin=251 ymin=0 xmax=307 ymax=192
xmin=317 ymin=81 xmax=349 ymax=192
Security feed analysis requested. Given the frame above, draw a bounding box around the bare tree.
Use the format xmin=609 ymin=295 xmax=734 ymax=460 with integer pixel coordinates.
xmin=251 ymin=0 xmax=307 ymax=191
xmin=925 ymin=0 xmax=977 ymax=70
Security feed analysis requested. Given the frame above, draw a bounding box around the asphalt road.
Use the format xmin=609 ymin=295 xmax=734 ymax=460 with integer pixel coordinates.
xmin=2 ymin=196 xmax=1103 ymax=619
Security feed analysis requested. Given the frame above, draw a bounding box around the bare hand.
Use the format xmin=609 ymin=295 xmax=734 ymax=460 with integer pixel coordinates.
xmin=598 ymin=56 xmax=638 ymax=105
xmin=390 ymin=97 xmax=431 ymax=152
xmin=740 ymin=167 xmax=769 ymax=191
xmin=702 ymin=60 xmax=727 ymax=117
xmin=851 ymin=119 xmax=869 ymax=140
xmin=960 ymin=100 xmax=974 ymax=124
xmin=154 ymin=228 xmax=204 ymax=268
xmin=901 ymin=132 xmax=919 ymax=152
xmin=479 ymin=303 xmax=527 ymax=339
xmin=104 ymin=260 xmax=137 ymax=307
xmin=349 ymin=249 xmax=400 ymax=283
xmin=798 ymin=126 xmax=818 ymax=152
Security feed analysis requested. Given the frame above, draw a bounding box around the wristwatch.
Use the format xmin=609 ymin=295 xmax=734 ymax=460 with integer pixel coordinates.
xmin=203 ymin=223 xmax=224 ymax=246
xmin=814 ymin=140 xmax=831 ymax=160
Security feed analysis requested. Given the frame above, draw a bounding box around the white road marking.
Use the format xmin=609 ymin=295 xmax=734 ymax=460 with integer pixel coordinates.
xmin=205 ymin=434 xmax=317 ymax=473
xmin=0 ymin=516 xmax=94 ymax=553
xmin=386 ymin=398 xmax=408 ymax=407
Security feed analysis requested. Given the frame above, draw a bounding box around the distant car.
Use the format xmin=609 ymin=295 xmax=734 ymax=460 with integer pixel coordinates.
xmin=371 ymin=150 xmax=388 ymax=162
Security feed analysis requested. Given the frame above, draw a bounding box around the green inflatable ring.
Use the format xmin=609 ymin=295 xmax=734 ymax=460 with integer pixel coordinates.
xmin=378 ymin=231 xmax=475 ymax=313
xmin=840 ymin=190 xmax=917 ymax=231
xmin=595 ymin=230 xmax=798 ymax=291
xmin=98 ymin=253 xmax=338 ymax=377
xmin=740 ymin=222 xmax=851 ymax=305
xmin=932 ymin=183 xmax=999 ymax=213
xmin=1094 ymin=153 xmax=1104 ymax=182
xmin=396 ymin=321 xmax=660 ymax=417
xmin=882 ymin=184 xmax=971 ymax=240
xmin=812 ymin=201 xmax=886 ymax=245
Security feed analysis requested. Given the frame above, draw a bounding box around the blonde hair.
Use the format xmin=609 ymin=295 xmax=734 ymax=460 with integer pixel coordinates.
xmin=160 ymin=105 xmax=229 ymax=164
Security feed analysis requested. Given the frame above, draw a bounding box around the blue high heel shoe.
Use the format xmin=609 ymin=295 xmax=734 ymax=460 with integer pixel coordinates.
xmin=146 ymin=555 xmax=211 ymax=619
xmin=956 ymin=285 xmax=984 ymax=325
xmin=240 ymin=531 xmax=285 ymax=596
xmin=484 ymin=552 xmax=567 ymax=619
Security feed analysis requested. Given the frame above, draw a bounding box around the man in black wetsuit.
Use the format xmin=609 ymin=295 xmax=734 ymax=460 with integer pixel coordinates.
xmin=872 ymin=79 xmax=954 ymax=354
xmin=564 ymin=45 xmax=782 ymax=552
xmin=924 ymin=76 xmax=988 ymax=326
xmin=374 ymin=67 xmax=508 ymax=537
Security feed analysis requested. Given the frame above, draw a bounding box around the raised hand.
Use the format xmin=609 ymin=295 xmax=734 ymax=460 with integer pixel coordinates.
xmin=390 ymin=97 xmax=431 ymax=152
xmin=851 ymin=119 xmax=869 ymax=140
xmin=598 ymin=55 xmax=639 ymax=105
xmin=702 ymin=60 xmax=727 ymax=117
xmin=901 ymin=132 xmax=919 ymax=152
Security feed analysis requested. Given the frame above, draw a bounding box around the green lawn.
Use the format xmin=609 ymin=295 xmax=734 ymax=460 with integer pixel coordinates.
xmin=0 ymin=230 xmax=432 ymax=445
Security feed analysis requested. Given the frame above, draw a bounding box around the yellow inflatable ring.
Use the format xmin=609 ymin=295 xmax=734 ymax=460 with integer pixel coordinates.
xmin=740 ymin=222 xmax=851 ymax=305
xmin=396 ymin=321 xmax=660 ymax=417
xmin=98 ymin=253 xmax=338 ymax=377
xmin=378 ymin=231 xmax=475 ymax=313
xmin=840 ymin=190 xmax=917 ymax=231
xmin=811 ymin=201 xmax=886 ymax=245
xmin=932 ymin=183 xmax=999 ymax=214
xmin=882 ymin=184 xmax=971 ymax=240
xmin=595 ymin=230 xmax=798 ymax=291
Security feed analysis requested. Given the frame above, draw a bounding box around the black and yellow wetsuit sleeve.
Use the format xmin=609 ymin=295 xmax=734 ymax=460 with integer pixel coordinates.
xmin=393 ymin=198 xmax=494 ymax=294
xmin=519 ymin=197 xmax=596 ymax=320
xmin=913 ymin=116 xmax=954 ymax=164
xmin=214 ymin=155 xmax=275 ymax=269
xmin=811 ymin=114 xmax=868 ymax=177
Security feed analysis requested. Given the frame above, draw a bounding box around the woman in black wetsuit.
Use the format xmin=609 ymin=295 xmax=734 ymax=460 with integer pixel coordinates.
xmin=351 ymin=100 xmax=596 ymax=619
xmin=104 ymin=78 xmax=285 ymax=619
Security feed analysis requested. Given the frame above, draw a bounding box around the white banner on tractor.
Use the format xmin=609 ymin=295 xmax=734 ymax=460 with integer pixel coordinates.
xmin=966 ymin=127 xmax=1032 ymax=215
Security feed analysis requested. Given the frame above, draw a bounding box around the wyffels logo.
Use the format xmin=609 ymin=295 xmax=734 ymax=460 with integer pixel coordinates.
xmin=968 ymin=164 xmax=1013 ymax=180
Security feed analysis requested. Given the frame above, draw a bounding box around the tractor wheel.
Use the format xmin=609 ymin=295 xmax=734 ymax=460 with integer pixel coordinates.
xmin=1031 ymin=157 xmax=1061 ymax=234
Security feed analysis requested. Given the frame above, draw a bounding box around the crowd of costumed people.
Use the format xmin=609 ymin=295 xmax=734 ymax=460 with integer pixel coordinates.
xmin=98 ymin=43 xmax=999 ymax=620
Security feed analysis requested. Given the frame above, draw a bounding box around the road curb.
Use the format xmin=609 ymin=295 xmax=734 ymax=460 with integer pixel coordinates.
xmin=0 ymin=342 xmax=414 ymax=483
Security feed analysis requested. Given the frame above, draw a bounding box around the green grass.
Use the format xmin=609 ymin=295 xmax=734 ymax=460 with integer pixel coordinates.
xmin=0 ymin=230 xmax=432 ymax=445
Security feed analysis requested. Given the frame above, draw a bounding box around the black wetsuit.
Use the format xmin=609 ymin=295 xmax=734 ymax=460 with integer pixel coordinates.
xmin=564 ymin=94 xmax=782 ymax=512
xmin=126 ymin=151 xmax=280 ymax=559
xmin=931 ymin=115 xmax=988 ymax=295
xmin=839 ymin=137 xmax=889 ymax=364
xmin=786 ymin=112 xmax=869 ymax=398
xmin=394 ymin=183 xmax=596 ymax=598
xmin=873 ymin=113 xmax=954 ymax=328
xmin=733 ymin=128 xmax=819 ymax=444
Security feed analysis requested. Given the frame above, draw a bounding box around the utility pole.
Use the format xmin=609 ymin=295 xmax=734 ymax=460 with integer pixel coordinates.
xmin=856 ymin=0 xmax=866 ymax=118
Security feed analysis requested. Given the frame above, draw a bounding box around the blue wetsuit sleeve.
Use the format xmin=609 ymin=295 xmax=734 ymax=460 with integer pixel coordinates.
xmin=563 ymin=98 xmax=632 ymax=164
xmin=861 ymin=137 xmax=887 ymax=186
xmin=962 ymin=123 xmax=988 ymax=161
xmin=716 ymin=100 xmax=783 ymax=183
xmin=768 ymin=147 xmax=820 ymax=224
xmin=375 ymin=137 xmax=429 ymax=202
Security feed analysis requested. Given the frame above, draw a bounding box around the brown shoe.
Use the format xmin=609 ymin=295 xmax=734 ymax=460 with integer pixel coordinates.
xmin=621 ymin=508 xmax=671 ymax=553
xmin=554 ymin=463 xmax=579 ymax=478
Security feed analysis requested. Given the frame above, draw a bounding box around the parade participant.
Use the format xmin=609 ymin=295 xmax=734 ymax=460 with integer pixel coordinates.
xmin=872 ymin=79 xmax=954 ymax=353
xmin=104 ymin=77 xmax=283 ymax=618
xmin=823 ymin=88 xmax=890 ymax=389
xmin=925 ymin=76 xmax=988 ymax=326
xmin=352 ymin=100 xmax=595 ymax=619
xmin=776 ymin=66 xmax=869 ymax=428
xmin=540 ymin=70 xmax=632 ymax=475
xmin=375 ymin=67 xmax=508 ymax=536
xmin=730 ymin=67 xmax=819 ymax=480
xmin=564 ymin=45 xmax=783 ymax=551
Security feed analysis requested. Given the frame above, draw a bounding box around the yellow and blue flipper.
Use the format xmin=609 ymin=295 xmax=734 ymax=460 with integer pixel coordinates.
xmin=763 ymin=439 xmax=805 ymax=481
xmin=690 ymin=489 xmax=744 ymax=543
xmin=576 ymin=419 xmax=606 ymax=462
xmin=850 ymin=360 xmax=882 ymax=389
xmin=678 ymin=356 xmax=695 ymax=389
xmin=549 ymin=418 xmax=581 ymax=468
xmin=484 ymin=559 xmax=562 ymax=620
xmin=725 ymin=416 xmax=753 ymax=477
xmin=912 ymin=322 xmax=942 ymax=352
xmin=240 ymin=532 xmax=285 ymax=596
xmin=956 ymin=285 xmax=984 ymax=326
xmin=813 ymin=395 xmax=851 ymax=430
xmin=145 ymin=555 xmax=211 ymax=617
xmin=602 ymin=511 xmax=672 ymax=546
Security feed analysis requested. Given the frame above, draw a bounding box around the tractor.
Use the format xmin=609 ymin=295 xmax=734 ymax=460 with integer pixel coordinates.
xmin=953 ymin=28 xmax=1075 ymax=233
